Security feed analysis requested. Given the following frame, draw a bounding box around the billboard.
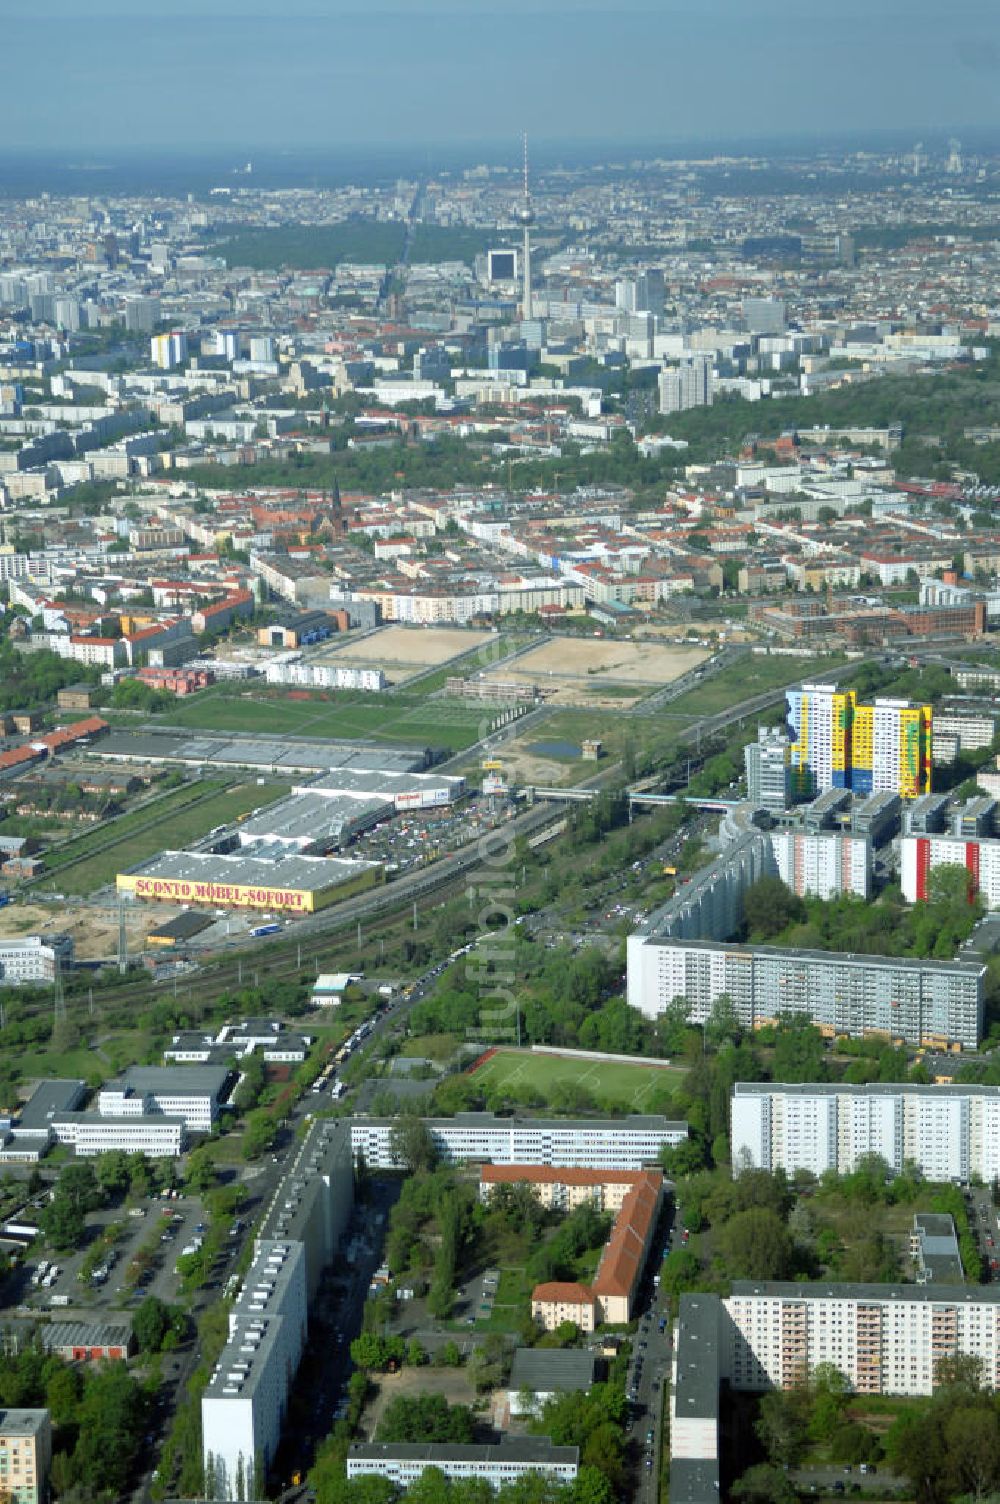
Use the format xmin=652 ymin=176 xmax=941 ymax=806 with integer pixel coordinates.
xmin=118 ymin=873 xmax=312 ymax=912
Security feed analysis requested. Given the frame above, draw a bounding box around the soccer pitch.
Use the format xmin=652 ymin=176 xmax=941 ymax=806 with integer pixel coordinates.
xmin=468 ymin=1047 xmax=685 ymax=1111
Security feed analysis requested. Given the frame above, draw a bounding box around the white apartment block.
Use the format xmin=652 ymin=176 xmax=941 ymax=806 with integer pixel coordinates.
xmin=202 ymin=1240 xmax=308 ymax=1499
xmin=723 ymin=1282 xmax=1000 ymax=1396
xmin=626 ymin=936 xmax=984 ymax=1050
xmin=671 ymin=1283 xmax=1000 ymax=1502
xmin=731 ymin=1082 xmax=1000 ymax=1183
xmin=350 ymin=1113 xmax=687 ymax=1171
xmin=770 ymin=830 xmax=870 ymax=901
xmin=902 ymin=834 xmax=1000 ymax=909
xmin=0 ymin=935 xmax=73 ymax=986
xmin=203 ymin=1121 xmax=354 ymax=1493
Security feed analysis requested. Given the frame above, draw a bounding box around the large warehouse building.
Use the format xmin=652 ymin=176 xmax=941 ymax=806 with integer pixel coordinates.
xmin=118 ymin=850 xmax=381 ymax=914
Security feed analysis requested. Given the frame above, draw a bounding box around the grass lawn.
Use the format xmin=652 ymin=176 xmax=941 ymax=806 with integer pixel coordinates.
xmin=662 ymin=653 xmax=848 ymax=719
xmin=155 ymin=687 xmax=486 ymax=751
xmin=44 ymin=782 xmax=215 ymax=870
xmin=52 ymin=780 xmax=291 ymax=895
xmin=400 ymin=1032 xmax=462 ymax=1062
xmin=17 ymin=1028 xmax=162 ymax=1087
xmin=474 ymin=1265 xmax=530 ymax=1333
xmin=468 ymin=1047 xmax=685 ymax=1111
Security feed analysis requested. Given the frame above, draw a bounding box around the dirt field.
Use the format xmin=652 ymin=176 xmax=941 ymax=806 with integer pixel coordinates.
xmin=481 ymin=636 xmax=709 ymax=706
xmin=0 ymin=901 xmax=168 ymax=961
xmin=318 ymin=626 xmax=495 ymax=683
xmin=361 ymin=1365 xmax=479 ymax=1440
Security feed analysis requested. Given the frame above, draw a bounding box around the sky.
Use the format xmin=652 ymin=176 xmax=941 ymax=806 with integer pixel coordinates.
xmin=7 ymin=0 xmax=1000 ymax=155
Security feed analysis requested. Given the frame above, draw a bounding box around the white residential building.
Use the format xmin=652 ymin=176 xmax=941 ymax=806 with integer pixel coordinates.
xmin=626 ymin=935 xmax=984 ymax=1049
xmin=770 ymin=830 xmax=870 ymax=900
xmin=730 ymin=1082 xmax=1000 ymax=1183
xmin=901 ymin=834 xmax=1000 ymax=909
xmin=349 ymin=1113 xmax=687 ymax=1171
xmin=203 ymin=1123 xmax=353 ymax=1499
xmin=264 ymin=661 xmax=386 ymax=693
xmin=723 ymin=1282 xmax=1000 ymax=1396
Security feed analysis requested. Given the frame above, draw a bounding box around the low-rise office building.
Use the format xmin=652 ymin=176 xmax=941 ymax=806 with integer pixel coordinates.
xmin=346 ymin=1438 xmax=579 ymax=1491
xmin=98 ymin=1065 xmax=230 ymax=1131
xmin=351 ymin=1113 xmax=687 ymax=1171
xmin=730 ymin=1081 xmax=1000 ymax=1182
xmin=911 ymin=1213 xmax=964 ymax=1284
xmin=51 ymin=1113 xmax=186 ymax=1158
xmin=0 ymin=935 xmax=73 ymax=985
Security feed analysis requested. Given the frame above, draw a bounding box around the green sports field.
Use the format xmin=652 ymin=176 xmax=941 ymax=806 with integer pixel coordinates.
xmin=469 ymin=1047 xmax=685 ymax=1111
xmin=154 ymin=688 xmax=488 ymax=752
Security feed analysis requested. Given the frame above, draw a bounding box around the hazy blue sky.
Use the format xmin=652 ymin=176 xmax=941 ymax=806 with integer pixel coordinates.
xmin=8 ymin=0 xmax=1000 ymax=153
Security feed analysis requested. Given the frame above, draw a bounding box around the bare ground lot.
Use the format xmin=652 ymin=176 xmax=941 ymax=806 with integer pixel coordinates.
xmin=0 ymin=900 xmax=169 ymax=960
xmin=482 ymin=637 xmax=709 ymax=705
xmin=315 ymin=626 xmax=495 ymax=683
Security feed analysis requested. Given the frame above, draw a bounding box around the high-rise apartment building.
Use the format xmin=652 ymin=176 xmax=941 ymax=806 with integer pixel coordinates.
xmin=743 ymin=297 xmax=786 ymax=334
xmin=124 ymin=295 xmax=160 ymax=333
xmin=725 ymin=1283 xmax=1000 ymax=1395
xmin=658 ymin=357 xmax=714 ymax=415
xmin=350 ymin=1114 xmax=687 ymax=1171
xmin=902 ymin=833 xmax=1000 ymax=908
xmin=730 ymin=1081 xmax=1000 ymax=1182
xmin=785 ymin=684 xmax=932 ymax=799
xmin=626 ymin=935 xmax=983 ymax=1048
xmin=744 ymin=727 xmax=793 ymax=810
xmin=150 ymin=331 xmax=187 ymax=370
xmin=0 ymin=1410 xmax=51 ymax=1504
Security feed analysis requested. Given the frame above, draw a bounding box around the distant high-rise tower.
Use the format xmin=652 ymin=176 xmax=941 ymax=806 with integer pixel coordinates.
xmin=946 ymin=137 xmax=963 ymax=175
xmin=517 ymin=134 xmax=534 ymax=323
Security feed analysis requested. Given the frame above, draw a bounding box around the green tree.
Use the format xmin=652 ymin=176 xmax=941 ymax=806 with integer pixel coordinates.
xmin=390 ymin=1117 xmax=440 ymax=1174
xmin=716 ymin=1207 xmax=795 ymax=1280
xmin=95 ymin=1150 xmax=131 ymax=1196
xmin=743 ymin=877 xmax=806 ymax=940
xmin=133 ymin=1295 xmax=173 ymax=1353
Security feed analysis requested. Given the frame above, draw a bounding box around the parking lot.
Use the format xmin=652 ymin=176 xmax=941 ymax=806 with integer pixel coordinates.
xmin=16 ymin=1193 xmax=209 ymax=1315
xmin=345 ymin=796 xmax=516 ymax=876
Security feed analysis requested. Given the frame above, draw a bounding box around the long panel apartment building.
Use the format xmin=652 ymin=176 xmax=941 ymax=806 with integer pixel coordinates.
xmin=626 ymin=934 xmax=984 ymax=1049
xmin=671 ymin=1286 xmax=1000 ymax=1504
xmin=202 ymin=1119 xmax=354 ymax=1498
xmin=349 ymin=1113 xmax=687 ymax=1171
xmin=731 ymin=1082 xmax=1000 ymax=1181
xmin=725 ymin=1282 xmax=1000 ymax=1395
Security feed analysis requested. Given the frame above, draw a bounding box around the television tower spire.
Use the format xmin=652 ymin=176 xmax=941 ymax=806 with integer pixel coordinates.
xmin=517 ymin=133 xmax=534 ymax=324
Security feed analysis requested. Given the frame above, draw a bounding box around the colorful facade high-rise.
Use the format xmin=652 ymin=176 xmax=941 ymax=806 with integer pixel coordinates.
xmin=785 ymin=683 xmax=932 ymax=799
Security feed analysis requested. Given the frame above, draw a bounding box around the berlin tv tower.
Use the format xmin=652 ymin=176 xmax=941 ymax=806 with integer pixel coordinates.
xmin=517 ymin=133 xmax=534 ymax=323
